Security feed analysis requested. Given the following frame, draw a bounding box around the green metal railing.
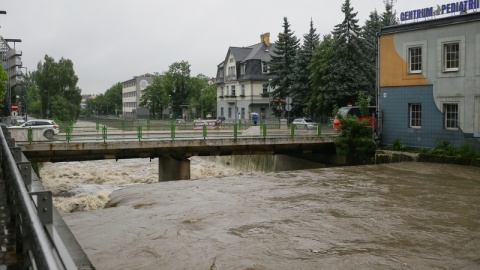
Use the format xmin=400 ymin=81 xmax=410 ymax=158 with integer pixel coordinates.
xmin=11 ymin=119 xmax=335 ymax=144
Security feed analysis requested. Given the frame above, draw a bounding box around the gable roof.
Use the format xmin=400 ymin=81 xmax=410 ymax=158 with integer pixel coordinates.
xmin=225 ymin=41 xmax=275 ymax=64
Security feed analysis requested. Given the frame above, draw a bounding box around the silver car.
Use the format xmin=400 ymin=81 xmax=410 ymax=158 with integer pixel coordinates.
xmin=9 ymin=119 xmax=60 ymax=139
xmin=292 ymin=118 xmax=317 ymax=130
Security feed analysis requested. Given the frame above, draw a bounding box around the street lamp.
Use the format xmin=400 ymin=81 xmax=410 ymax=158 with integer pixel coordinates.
xmin=200 ymin=88 xmax=204 ymax=119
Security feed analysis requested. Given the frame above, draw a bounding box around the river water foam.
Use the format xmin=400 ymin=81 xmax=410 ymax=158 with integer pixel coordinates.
xmin=46 ymin=161 xmax=480 ymax=269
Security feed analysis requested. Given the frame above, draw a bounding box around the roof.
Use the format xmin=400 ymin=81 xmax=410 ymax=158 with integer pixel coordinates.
xmin=226 ymin=42 xmax=275 ymax=64
xmin=379 ymin=11 xmax=480 ymax=35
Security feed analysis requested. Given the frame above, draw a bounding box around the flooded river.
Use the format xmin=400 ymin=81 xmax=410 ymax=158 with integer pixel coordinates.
xmin=42 ymin=160 xmax=480 ymax=270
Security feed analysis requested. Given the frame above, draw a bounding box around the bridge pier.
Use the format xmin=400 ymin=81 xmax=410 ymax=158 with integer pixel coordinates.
xmin=158 ymin=155 xmax=191 ymax=181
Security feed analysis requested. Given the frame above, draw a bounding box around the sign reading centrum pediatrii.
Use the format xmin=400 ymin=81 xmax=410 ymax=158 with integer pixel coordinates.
xmin=400 ymin=0 xmax=480 ymax=21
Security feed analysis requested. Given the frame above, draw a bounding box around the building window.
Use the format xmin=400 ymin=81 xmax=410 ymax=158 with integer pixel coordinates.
xmin=444 ymin=43 xmax=459 ymax=71
xmin=229 ymin=57 xmax=234 ymax=63
xmin=444 ymin=103 xmax=458 ymax=129
xmin=241 ymin=64 xmax=246 ymax=75
xmin=226 ymin=86 xmax=229 ymax=96
xmin=228 ymin=66 xmax=236 ymax=79
xmin=221 ymin=107 xmax=224 ymax=116
xmin=408 ymin=47 xmax=422 ymax=73
xmin=241 ymin=107 xmax=245 ymax=119
xmin=231 ymin=85 xmax=236 ymax=96
xmin=409 ymin=104 xmax=422 ymax=128
xmin=241 ymin=85 xmax=245 ymax=96
xmin=262 ymin=62 xmax=268 ymax=74
xmin=228 ymin=107 xmax=232 ymax=118
xmin=220 ymin=87 xmax=224 ymax=97
xmin=262 ymin=83 xmax=268 ymax=93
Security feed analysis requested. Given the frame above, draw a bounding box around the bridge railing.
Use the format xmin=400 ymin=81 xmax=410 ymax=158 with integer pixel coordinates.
xmin=11 ymin=119 xmax=336 ymax=143
xmin=0 ymin=127 xmax=77 ymax=269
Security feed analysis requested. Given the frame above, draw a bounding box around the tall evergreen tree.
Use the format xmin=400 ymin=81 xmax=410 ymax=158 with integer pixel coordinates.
xmin=291 ymin=19 xmax=320 ymax=117
xmin=324 ymin=0 xmax=373 ymax=110
xmin=308 ymin=34 xmax=335 ymax=116
xmin=268 ymin=17 xmax=299 ymax=116
xmin=361 ymin=10 xmax=382 ymax=105
xmin=381 ymin=0 xmax=398 ymax=26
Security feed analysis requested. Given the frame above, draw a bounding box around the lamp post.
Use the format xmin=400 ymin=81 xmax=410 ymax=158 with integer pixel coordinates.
xmin=268 ymin=78 xmax=272 ymax=121
xmin=20 ymin=67 xmax=28 ymax=121
xmin=200 ymin=88 xmax=204 ymax=119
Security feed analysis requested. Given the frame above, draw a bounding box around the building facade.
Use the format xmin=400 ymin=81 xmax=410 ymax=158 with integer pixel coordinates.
xmin=215 ymin=33 xmax=274 ymax=122
xmin=122 ymin=73 xmax=153 ymax=119
xmin=378 ymin=10 xmax=480 ymax=149
xmin=1 ymin=37 xmax=23 ymax=116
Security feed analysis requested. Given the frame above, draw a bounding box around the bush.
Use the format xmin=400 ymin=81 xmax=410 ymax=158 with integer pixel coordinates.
xmin=392 ymin=138 xmax=406 ymax=151
xmin=334 ymin=116 xmax=376 ymax=164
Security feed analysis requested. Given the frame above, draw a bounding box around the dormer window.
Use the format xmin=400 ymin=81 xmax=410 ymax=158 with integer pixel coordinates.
xmin=241 ymin=64 xmax=246 ymax=75
xmin=262 ymin=62 xmax=269 ymax=74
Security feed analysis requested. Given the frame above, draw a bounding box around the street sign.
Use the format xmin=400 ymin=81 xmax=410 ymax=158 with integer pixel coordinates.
xmin=285 ymin=104 xmax=292 ymax=112
xmin=11 ymin=111 xmax=18 ymax=117
xmin=285 ymin=97 xmax=292 ymax=105
xmin=11 ymin=103 xmax=18 ymax=111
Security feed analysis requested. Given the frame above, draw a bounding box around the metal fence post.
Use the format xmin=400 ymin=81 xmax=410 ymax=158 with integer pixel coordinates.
xmin=28 ymin=127 xmax=33 ymax=143
xmin=170 ymin=122 xmax=175 ymax=139
xmin=202 ymin=125 xmax=207 ymax=139
xmin=122 ymin=120 xmax=126 ymax=132
xmin=66 ymin=127 xmax=71 ymax=143
xmin=317 ymin=123 xmax=322 ymax=136
xmin=102 ymin=126 xmax=107 ymax=142
xmin=262 ymin=123 xmax=267 ymax=138
xmin=291 ymin=124 xmax=295 ymax=137
xmin=146 ymin=119 xmax=151 ymax=131
xmin=96 ymin=120 xmax=100 ymax=132
xmin=137 ymin=125 xmax=142 ymax=141
xmin=234 ymin=124 xmax=238 ymax=139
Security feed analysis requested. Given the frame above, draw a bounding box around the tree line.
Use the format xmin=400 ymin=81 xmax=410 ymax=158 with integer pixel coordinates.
xmin=269 ymin=0 xmax=397 ymax=119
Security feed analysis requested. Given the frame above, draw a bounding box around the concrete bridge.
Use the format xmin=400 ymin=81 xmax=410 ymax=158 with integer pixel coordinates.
xmin=18 ymin=135 xmax=339 ymax=181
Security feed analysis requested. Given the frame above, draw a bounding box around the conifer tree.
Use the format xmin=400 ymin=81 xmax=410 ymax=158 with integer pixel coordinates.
xmin=325 ymin=0 xmax=373 ymax=110
xmin=291 ymin=19 xmax=320 ymax=117
xmin=268 ymin=17 xmax=299 ymax=117
xmin=308 ymin=34 xmax=335 ymax=115
xmin=381 ymin=0 xmax=398 ymax=26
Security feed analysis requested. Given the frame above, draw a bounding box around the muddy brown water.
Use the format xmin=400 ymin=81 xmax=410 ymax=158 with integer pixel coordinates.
xmin=61 ymin=162 xmax=480 ymax=270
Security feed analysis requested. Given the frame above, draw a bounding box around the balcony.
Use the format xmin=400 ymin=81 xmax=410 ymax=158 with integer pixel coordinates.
xmin=6 ymin=49 xmax=22 ymax=58
xmin=227 ymin=74 xmax=236 ymax=81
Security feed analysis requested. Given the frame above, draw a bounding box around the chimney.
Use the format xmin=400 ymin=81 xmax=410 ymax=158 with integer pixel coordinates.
xmin=260 ymin=32 xmax=270 ymax=46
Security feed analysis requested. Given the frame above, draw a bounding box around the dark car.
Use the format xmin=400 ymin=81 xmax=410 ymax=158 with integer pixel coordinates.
xmin=333 ymin=106 xmax=377 ymax=131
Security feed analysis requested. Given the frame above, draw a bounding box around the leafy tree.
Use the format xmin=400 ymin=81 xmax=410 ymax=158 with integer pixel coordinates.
xmin=291 ymin=19 xmax=319 ymax=117
xmin=34 ymin=55 xmax=82 ymax=120
xmin=0 ymin=66 xmax=7 ymax=112
xmin=268 ymin=17 xmax=300 ymax=116
xmin=308 ymin=34 xmax=335 ymax=115
xmin=139 ymin=74 xmax=169 ymax=119
xmin=187 ymin=74 xmax=216 ymax=119
xmin=161 ymin=61 xmax=193 ymax=118
xmin=104 ymin=82 xmax=122 ymax=115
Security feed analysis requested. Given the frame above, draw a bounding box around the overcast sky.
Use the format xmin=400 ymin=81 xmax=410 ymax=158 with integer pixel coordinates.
xmin=0 ymin=0 xmax=440 ymax=95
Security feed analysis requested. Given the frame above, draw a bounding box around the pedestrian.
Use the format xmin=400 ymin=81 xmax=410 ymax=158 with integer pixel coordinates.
xmin=252 ymin=113 xmax=258 ymax=126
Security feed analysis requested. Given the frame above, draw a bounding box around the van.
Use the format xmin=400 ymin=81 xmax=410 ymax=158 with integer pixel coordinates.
xmin=333 ymin=106 xmax=377 ymax=131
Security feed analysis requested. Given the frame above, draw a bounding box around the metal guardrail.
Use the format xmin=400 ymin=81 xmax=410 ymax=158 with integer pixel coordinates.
xmin=0 ymin=126 xmax=77 ymax=269
xmin=11 ymin=119 xmax=332 ymax=144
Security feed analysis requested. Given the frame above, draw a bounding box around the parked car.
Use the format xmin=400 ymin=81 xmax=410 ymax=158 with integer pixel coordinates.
xmin=292 ymin=118 xmax=317 ymax=130
xmin=8 ymin=119 xmax=60 ymax=139
xmin=333 ymin=106 xmax=377 ymax=131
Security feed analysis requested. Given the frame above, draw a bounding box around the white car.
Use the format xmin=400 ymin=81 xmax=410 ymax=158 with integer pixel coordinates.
xmin=9 ymin=119 xmax=60 ymax=139
xmin=292 ymin=118 xmax=317 ymax=130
